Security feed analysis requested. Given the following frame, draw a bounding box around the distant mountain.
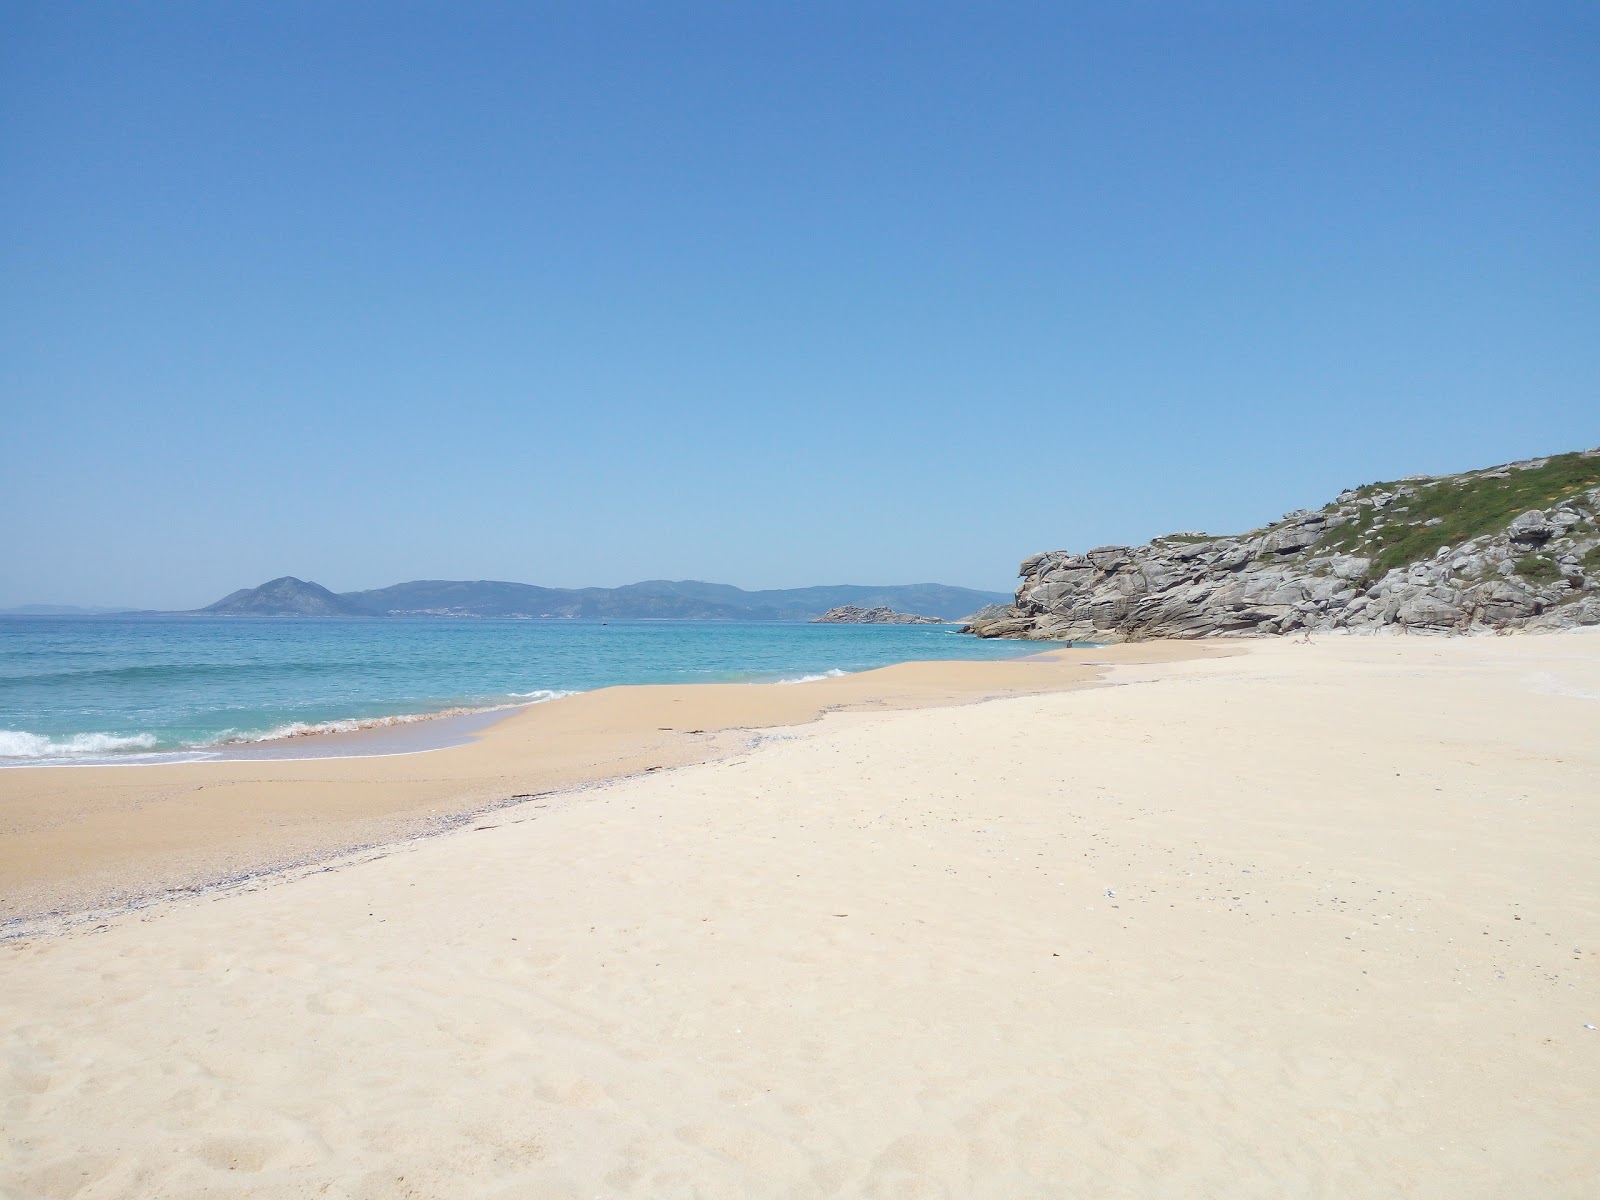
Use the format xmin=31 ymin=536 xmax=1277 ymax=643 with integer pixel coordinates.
xmin=341 ymin=579 xmax=1009 ymax=621
xmin=718 ymin=582 xmax=1011 ymax=620
xmin=201 ymin=577 xmax=375 ymax=617
xmin=195 ymin=577 xmax=1010 ymax=620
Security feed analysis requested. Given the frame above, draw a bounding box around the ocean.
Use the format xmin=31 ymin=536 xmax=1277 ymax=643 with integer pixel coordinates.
xmin=0 ymin=615 xmax=1047 ymax=766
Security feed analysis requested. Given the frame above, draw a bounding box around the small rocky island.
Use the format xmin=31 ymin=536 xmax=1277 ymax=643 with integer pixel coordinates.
xmin=812 ymin=605 xmax=943 ymax=625
xmin=966 ymin=448 xmax=1600 ymax=641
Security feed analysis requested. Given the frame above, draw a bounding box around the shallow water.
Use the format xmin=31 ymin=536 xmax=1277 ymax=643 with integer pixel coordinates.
xmin=0 ymin=615 xmax=1046 ymax=765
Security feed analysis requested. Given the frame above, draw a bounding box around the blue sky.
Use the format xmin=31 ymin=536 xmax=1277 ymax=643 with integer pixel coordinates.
xmin=3 ymin=2 xmax=1596 ymax=609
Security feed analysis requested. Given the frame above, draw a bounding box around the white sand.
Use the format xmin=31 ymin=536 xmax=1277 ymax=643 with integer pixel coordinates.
xmin=3 ymin=634 xmax=1596 ymax=1197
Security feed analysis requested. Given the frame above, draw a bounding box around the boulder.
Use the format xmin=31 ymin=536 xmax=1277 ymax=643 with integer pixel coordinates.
xmin=1508 ymin=511 xmax=1555 ymax=543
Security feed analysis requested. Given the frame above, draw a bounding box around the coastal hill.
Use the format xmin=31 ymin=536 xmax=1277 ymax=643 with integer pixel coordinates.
xmin=967 ymin=448 xmax=1600 ymax=641
xmin=194 ymin=578 xmax=1010 ymax=621
xmin=201 ymin=577 xmax=373 ymax=617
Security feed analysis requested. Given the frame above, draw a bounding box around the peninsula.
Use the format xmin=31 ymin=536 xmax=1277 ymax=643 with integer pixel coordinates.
xmin=811 ymin=605 xmax=943 ymax=624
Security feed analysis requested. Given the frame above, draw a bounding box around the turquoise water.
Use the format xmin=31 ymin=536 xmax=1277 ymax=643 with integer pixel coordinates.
xmin=0 ymin=616 xmax=1046 ymax=764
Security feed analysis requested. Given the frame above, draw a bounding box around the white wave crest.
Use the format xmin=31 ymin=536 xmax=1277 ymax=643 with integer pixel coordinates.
xmin=213 ymin=693 xmax=575 ymax=747
xmin=1 ymin=692 xmax=578 ymax=764
xmin=0 ymin=730 xmax=160 ymax=759
xmin=216 ymin=709 xmax=485 ymax=745
xmin=775 ymin=669 xmax=849 ymax=685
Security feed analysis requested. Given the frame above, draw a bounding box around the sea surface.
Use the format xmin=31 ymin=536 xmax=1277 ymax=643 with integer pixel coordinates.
xmin=0 ymin=616 xmax=1048 ymax=766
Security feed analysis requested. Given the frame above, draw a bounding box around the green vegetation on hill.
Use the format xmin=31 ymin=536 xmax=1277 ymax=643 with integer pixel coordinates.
xmin=1514 ymin=555 xmax=1563 ymax=585
xmin=1318 ymin=451 xmax=1600 ymax=580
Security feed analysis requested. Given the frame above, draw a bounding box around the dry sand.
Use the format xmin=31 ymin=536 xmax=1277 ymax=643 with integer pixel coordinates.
xmin=2 ymin=633 xmax=1596 ymax=1197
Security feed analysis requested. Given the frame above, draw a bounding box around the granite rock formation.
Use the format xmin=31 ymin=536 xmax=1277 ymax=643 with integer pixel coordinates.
xmin=813 ymin=606 xmax=943 ymax=625
xmin=960 ymin=603 xmax=1014 ymax=624
xmin=966 ymin=449 xmax=1600 ymax=641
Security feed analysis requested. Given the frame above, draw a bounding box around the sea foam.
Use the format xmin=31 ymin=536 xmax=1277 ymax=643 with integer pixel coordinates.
xmin=216 ymin=692 xmax=576 ymax=747
xmin=775 ymin=669 xmax=850 ymax=685
xmin=0 ymin=730 xmax=160 ymax=759
xmin=0 ymin=691 xmax=577 ymax=764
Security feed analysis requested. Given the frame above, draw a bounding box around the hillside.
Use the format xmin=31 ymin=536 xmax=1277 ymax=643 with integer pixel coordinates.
xmin=200 ymin=577 xmax=375 ymax=617
xmin=966 ymin=449 xmax=1600 ymax=641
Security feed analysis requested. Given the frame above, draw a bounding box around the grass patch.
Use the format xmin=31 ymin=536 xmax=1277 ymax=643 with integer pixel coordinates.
xmin=1514 ymin=555 xmax=1563 ymax=585
xmin=1584 ymin=545 xmax=1600 ymax=572
xmin=1319 ymin=451 xmax=1600 ymax=580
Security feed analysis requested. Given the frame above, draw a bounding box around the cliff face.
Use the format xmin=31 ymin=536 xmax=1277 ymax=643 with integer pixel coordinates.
xmin=967 ymin=449 xmax=1600 ymax=641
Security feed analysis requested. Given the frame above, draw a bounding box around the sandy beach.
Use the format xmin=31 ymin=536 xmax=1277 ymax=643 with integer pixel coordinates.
xmin=0 ymin=643 xmax=1214 ymax=928
xmin=3 ymin=633 xmax=1597 ymax=1197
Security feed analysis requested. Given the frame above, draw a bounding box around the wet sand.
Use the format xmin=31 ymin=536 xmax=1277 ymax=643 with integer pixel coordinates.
xmin=0 ymin=641 xmax=1220 ymax=927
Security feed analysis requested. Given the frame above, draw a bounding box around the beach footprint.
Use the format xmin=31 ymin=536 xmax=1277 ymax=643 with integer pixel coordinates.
xmin=307 ymin=989 xmax=368 ymax=1016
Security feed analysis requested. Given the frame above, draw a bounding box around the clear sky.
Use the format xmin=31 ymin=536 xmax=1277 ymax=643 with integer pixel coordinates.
xmin=3 ymin=2 xmax=1596 ymax=610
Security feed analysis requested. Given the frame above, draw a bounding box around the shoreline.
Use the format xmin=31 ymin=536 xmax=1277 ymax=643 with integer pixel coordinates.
xmin=0 ymin=623 xmax=1044 ymax=770
xmin=0 ymin=703 xmax=540 ymax=769
xmin=0 ymin=641 xmax=1227 ymax=930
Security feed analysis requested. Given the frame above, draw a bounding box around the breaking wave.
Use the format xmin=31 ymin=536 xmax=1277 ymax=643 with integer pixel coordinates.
xmin=0 ymin=730 xmax=160 ymax=759
xmin=775 ymin=669 xmax=850 ymax=685
xmin=214 ymin=692 xmax=577 ymax=746
xmin=0 ymin=690 xmax=577 ymax=763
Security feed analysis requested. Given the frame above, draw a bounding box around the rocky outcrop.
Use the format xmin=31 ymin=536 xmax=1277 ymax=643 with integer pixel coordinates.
xmin=960 ymin=603 xmax=1014 ymax=624
xmin=813 ymin=606 xmax=943 ymax=625
xmin=966 ymin=449 xmax=1600 ymax=641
